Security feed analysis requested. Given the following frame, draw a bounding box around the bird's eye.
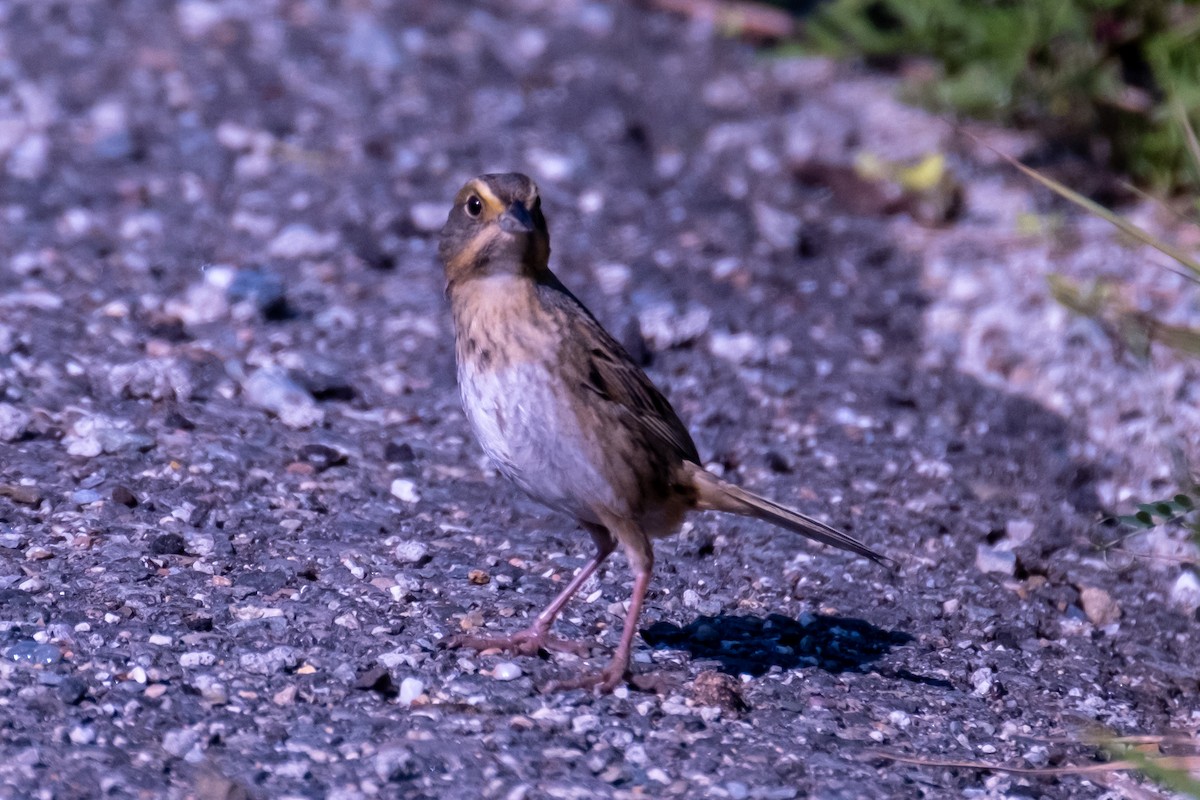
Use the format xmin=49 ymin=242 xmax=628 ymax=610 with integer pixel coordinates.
xmin=466 ymin=195 xmax=483 ymax=218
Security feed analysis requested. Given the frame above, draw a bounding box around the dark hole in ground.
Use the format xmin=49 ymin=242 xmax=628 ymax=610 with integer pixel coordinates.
xmin=642 ymin=612 xmax=914 ymax=677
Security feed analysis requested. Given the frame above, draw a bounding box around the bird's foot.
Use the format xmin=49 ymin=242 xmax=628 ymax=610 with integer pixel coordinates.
xmin=445 ymin=626 xmax=592 ymax=658
xmin=542 ymin=661 xmax=630 ymax=694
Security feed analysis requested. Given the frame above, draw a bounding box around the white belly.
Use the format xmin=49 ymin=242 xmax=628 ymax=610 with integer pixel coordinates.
xmin=459 ymin=361 xmax=616 ymax=521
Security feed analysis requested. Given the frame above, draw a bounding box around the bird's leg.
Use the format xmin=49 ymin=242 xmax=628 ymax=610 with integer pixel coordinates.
xmin=592 ymin=566 xmax=652 ymax=691
xmin=546 ymin=530 xmax=654 ymax=693
xmin=447 ymin=526 xmax=615 ymax=658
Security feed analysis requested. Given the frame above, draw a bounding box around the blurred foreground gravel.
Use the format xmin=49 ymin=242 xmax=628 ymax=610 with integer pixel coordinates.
xmin=0 ymin=1 xmax=1197 ymax=798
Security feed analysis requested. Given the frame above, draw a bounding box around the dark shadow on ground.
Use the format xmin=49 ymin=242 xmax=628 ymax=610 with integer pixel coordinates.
xmin=642 ymin=612 xmax=914 ymax=677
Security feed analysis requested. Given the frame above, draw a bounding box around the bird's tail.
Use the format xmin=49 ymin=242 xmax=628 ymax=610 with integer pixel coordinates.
xmin=683 ymin=462 xmax=890 ymax=567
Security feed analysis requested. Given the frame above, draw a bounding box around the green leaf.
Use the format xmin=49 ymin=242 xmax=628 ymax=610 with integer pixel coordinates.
xmin=1119 ymin=513 xmax=1155 ymax=529
xmin=1176 ymin=494 xmax=1196 ymax=509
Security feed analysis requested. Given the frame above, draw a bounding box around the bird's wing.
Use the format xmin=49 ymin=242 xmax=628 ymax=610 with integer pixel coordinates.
xmin=537 ymin=279 xmax=701 ymax=465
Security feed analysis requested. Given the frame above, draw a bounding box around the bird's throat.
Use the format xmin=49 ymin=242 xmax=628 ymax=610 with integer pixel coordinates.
xmin=451 ymin=274 xmax=559 ymax=374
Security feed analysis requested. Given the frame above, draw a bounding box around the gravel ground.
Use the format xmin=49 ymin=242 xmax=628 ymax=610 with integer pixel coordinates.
xmin=0 ymin=1 xmax=1197 ymax=798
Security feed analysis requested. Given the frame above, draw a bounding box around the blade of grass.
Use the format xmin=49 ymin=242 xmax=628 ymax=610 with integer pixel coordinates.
xmin=1176 ymin=101 xmax=1200 ymax=184
xmin=968 ymin=133 xmax=1200 ymax=279
xmin=1108 ymin=746 xmax=1200 ymax=797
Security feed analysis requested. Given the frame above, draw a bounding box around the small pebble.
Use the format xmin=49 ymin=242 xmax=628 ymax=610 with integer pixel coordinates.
xmin=227 ymin=269 xmax=289 ymax=318
xmin=572 ymin=714 xmax=600 ymax=734
xmin=4 ymin=641 xmax=63 ymax=666
xmin=267 ymin=223 xmax=339 ymax=259
xmin=68 ymin=726 xmax=96 ymax=746
xmin=57 ymin=676 xmax=88 ymax=705
xmin=751 ymin=202 xmax=801 ymax=251
xmin=0 ymin=403 xmax=31 ymax=442
xmin=970 ymin=666 xmax=994 ymax=696
xmin=1005 ymin=519 xmax=1035 ymax=545
xmin=0 ymin=484 xmax=41 ymax=505
xmin=390 ymin=478 xmax=420 ymax=504
xmin=592 ymin=263 xmax=631 ymax=295
xmin=374 ymin=745 xmax=418 ymax=782
xmin=636 ymin=303 xmax=711 ymax=351
xmin=708 ymin=331 xmax=763 ymax=365
xmin=1170 ymin=570 xmax=1200 ymax=614
xmin=398 ymin=676 xmax=424 ymax=706
xmin=493 ymin=662 xmax=522 ymax=681
xmin=239 ymin=645 xmax=300 ymax=675
xmin=394 ymin=540 xmax=429 ymax=565
xmin=975 ymin=543 xmax=1016 ymax=576
xmin=191 ymin=674 xmax=228 ymax=705
xmin=179 ymin=651 xmax=217 ymax=668
xmin=107 ymin=359 xmax=193 ymax=401
xmin=1079 ymin=586 xmax=1121 ymax=626
xmin=1024 ymin=746 xmax=1050 ymax=768
xmin=725 ymin=781 xmax=749 ymax=800
xmin=299 ymin=443 xmax=348 ymax=472
xmin=242 ymin=368 xmax=323 ymax=429
xmin=149 ymin=533 xmax=187 ymax=556
xmin=71 ymin=489 xmax=102 ymax=505
xmin=64 ymin=414 xmax=152 ymax=457
xmin=161 ymin=728 xmax=199 ymax=758
xmin=0 ymin=532 xmax=26 ymax=549
xmin=409 ymin=202 xmax=446 ymax=233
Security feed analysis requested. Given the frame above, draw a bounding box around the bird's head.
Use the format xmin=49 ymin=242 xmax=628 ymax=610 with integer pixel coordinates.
xmin=438 ymin=173 xmax=550 ymax=288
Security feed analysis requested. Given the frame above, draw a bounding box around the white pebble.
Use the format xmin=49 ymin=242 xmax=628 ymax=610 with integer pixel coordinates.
xmin=970 ymin=666 xmax=993 ymax=696
xmin=179 ymin=651 xmax=216 ymax=668
xmin=393 ymin=540 xmax=428 ymax=565
xmin=267 ymin=223 xmax=339 ymax=259
xmin=592 ymin=263 xmax=631 ymax=295
xmin=390 ymin=479 xmax=421 ymax=504
xmin=492 ymin=662 xmax=522 ymax=681
xmin=708 ymin=331 xmax=763 ymax=365
xmin=242 ymin=368 xmax=323 ymax=429
xmin=68 ymin=725 xmax=97 ymax=746
xmin=637 ymin=303 xmax=711 ymax=351
xmin=409 ymin=202 xmax=446 ymax=233
xmin=1005 ymin=519 xmax=1035 ymax=545
xmin=1170 ymin=570 xmax=1200 ymax=614
xmin=398 ymin=676 xmax=424 ymax=706
xmin=0 ymin=403 xmax=31 ymax=442
xmin=975 ymin=543 xmax=1016 ymax=576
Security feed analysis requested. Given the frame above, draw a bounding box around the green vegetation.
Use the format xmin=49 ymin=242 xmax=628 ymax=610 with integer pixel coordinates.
xmin=973 ymin=128 xmax=1200 ymax=552
xmin=805 ymin=0 xmax=1200 ymax=192
xmin=1115 ymin=492 xmax=1198 ymax=532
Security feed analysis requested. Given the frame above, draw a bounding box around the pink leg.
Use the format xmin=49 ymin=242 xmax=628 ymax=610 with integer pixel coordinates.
xmin=546 ymin=528 xmax=655 ymax=693
xmin=592 ymin=566 xmax=652 ymax=691
xmin=447 ymin=528 xmax=615 ymax=658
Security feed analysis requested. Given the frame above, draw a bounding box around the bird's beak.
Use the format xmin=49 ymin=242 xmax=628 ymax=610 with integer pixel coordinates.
xmin=499 ymin=202 xmax=535 ymax=234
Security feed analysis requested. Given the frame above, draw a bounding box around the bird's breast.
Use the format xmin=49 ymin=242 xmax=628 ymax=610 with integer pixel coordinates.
xmin=458 ymin=353 xmax=618 ymax=521
xmin=449 ymin=275 xmax=674 ymax=525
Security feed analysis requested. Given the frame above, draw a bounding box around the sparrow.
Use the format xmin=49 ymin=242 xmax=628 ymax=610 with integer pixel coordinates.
xmin=438 ymin=172 xmax=888 ymax=692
